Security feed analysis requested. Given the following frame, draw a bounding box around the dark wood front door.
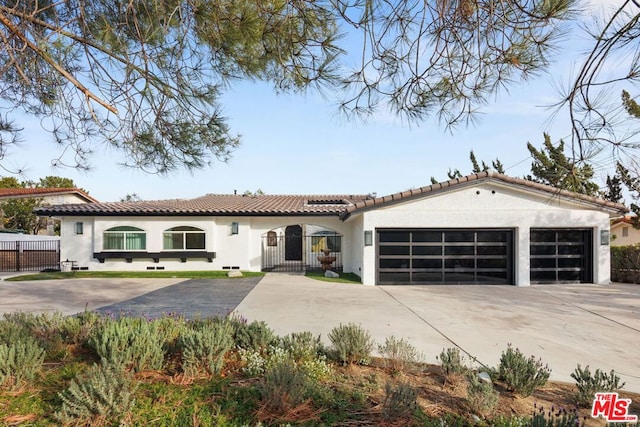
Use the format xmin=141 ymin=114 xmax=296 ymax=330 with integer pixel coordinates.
xmin=285 ymin=225 xmax=303 ymax=261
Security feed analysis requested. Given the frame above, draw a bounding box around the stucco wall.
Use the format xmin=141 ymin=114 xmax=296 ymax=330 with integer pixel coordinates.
xmin=611 ymin=223 xmax=640 ymax=246
xmin=60 ymin=215 xmax=352 ymax=272
xmin=356 ymin=182 xmax=613 ymax=286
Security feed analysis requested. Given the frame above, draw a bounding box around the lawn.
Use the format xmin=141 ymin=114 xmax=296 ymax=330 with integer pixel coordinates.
xmin=305 ymin=271 xmax=362 ymax=284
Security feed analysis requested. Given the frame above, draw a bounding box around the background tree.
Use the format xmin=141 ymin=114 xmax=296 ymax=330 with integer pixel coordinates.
xmin=431 ymin=150 xmax=505 ymax=183
xmin=526 ymin=134 xmax=599 ymax=196
xmin=0 ymin=175 xmax=79 ymax=234
xmin=560 ymin=3 xmax=640 ymax=163
xmin=120 ymin=193 xmax=142 ymax=202
xmin=0 ymin=0 xmax=576 ymax=174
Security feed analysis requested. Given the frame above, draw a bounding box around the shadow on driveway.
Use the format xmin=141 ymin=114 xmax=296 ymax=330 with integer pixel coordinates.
xmin=94 ymin=277 xmax=262 ymax=319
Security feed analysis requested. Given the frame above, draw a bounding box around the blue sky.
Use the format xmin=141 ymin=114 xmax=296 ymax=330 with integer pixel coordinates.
xmin=2 ymin=1 xmax=625 ymax=202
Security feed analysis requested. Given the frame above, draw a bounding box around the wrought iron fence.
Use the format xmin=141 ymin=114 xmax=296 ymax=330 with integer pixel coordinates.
xmin=0 ymin=240 xmax=61 ymax=272
xmin=261 ymin=233 xmax=343 ymax=273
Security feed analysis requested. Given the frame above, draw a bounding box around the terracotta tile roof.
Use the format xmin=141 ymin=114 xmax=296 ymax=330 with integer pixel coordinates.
xmin=35 ymin=172 xmax=629 ymax=219
xmin=340 ymin=171 xmax=629 ymax=219
xmin=0 ymin=187 xmax=98 ymax=203
xmin=35 ymin=194 xmax=371 ymax=217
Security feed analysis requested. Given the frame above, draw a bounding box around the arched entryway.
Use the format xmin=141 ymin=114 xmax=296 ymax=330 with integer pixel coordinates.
xmin=261 ymin=225 xmax=343 ymax=272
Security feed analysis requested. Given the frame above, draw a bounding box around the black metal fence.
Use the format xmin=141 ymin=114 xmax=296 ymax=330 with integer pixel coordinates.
xmin=0 ymin=240 xmax=61 ymax=272
xmin=261 ymin=233 xmax=343 ymax=272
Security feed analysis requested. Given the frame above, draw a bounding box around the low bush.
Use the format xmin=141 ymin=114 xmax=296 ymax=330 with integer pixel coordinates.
xmin=231 ymin=317 xmax=278 ymax=352
xmin=179 ymin=321 xmax=234 ymax=376
xmin=0 ymin=337 xmax=45 ymax=390
xmin=280 ymin=331 xmax=324 ymax=361
xmin=55 ymin=360 xmax=137 ymax=426
xmin=570 ymin=364 xmax=625 ymax=407
xmin=88 ymin=317 xmax=165 ymax=372
xmin=529 ymin=404 xmax=583 ymax=427
xmin=497 ymin=345 xmax=551 ymax=397
xmin=259 ymin=356 xmax=312 ymax=415
xmin=328 ymin=323 xmax=374 ymax=366
xmin=382 ymin=381 xmax=418 ymax=421
xmin=378 ymin=335 xmax=421 ymax=376
xmin=467 ymin=373 xmax=499 ymax=417
xmin=437 ymin=347 xmax=468 ymax=381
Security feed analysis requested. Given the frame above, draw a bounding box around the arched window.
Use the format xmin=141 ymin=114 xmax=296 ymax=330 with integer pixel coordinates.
xmin=163 ymin=226 xmax=205 ymax=250
xmin=103 ymin=226 xmax=146 ymax=250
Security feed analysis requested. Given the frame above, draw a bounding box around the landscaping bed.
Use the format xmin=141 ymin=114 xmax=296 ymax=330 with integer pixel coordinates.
xmin=0 ymin=312 xmax=637 ymax=426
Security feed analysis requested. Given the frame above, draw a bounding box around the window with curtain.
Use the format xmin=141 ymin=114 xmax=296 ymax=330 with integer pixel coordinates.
xmin=103 ymin=226 xmax=146 ymax=250
xmin=163 ymin=226 xmax=205 ymax=250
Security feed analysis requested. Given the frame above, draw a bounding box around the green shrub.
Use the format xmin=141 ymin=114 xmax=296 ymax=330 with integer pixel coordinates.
xmin=466 ymin=374 xmax=499 ymax=417
xmin=0 ymin=337 xmax=45 ymax=390
xmin=437 ymin=347 xmax=468 ymax=381
xmin=610 ymin=244 xmax=640 ymax=283
xmin=378 ymin=336 xmax=421 ymax=375
xmin=231 ymin=317 xmax=278 ymax=352
xmin=88 ymin=317 xmax=165 ymax=372
xmin=179 ymin=321 xmax=234 ymax=376
xmin=55 ymin=360 xmax=137 ymax=426
xmin=497 ymin=345 xmax=551 ymax=397
xmin=280 ymin=331 xmax=324 ymax=361
xmin=2 ymin=311 xmax=76 ymax=360
xmin=570 ymin=364 xmax=625 ymax=407
xmin=260 ymin=356 xmax=311 ymax=414
xmin=328 ymin=323 xmax=374 ymax=365
xmin=382 ymin=381 xmax=418 ymax=421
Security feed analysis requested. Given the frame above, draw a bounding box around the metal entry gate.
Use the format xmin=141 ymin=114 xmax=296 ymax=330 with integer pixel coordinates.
xmin=262 ymin=233 xmax=343 ymax=272
xmin=0 ymin=240 xmax=61 ymax=272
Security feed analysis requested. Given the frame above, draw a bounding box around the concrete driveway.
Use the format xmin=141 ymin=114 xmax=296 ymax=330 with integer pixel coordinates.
xmin=0 ymin=277 xmax=261 ymax=318
xmin=233 ymin=274 xmax=640 ymax=392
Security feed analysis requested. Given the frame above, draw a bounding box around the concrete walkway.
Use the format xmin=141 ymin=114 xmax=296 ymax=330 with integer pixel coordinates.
xmin=233 ymin=274 xmax=640 ymax=392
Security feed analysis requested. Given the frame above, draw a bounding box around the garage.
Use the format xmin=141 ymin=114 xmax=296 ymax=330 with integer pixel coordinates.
xmin=377 ymin=229 xmax=514 ymax=285
xmin=530 ymin=229 xmax=593 ymax=284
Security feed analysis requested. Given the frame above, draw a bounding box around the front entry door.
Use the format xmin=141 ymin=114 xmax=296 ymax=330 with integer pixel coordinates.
xmin=285 ymin=225 xmax=303 ymax=261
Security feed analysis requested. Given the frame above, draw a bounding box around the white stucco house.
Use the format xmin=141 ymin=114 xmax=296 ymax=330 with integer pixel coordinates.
xmin=36 ymin=172 xmax=627 ymax=286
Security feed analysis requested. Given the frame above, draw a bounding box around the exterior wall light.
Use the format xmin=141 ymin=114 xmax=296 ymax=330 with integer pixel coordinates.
xmin=364 ymin=230 xmax=373 ymax=246
xmin=231 ymin=222 xmax=239 ymax=235
xmin=600 ymin=229 xmax=610 ymax=246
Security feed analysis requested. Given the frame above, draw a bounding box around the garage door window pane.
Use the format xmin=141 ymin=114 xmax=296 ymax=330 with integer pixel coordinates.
xmin=413 ymin=272 xmax=443 ymax=282
xmin=444 ymin=272 xmax=476 ymax=281
xmin=412 ymin=259 xmax=442 ymax=269
xmin=379 ymin=246 xmax=410 ymax=255
xmin=413 ymin=231 xmax=442 ymax=242
xmin=379 ymin=232 xmax=410 ymax=242
xmin=531 ymin=231 xmax=556 ymax=242
xmin=445 ymin=246 xmax=475 ymax=255
xmin=558 ymin=245 xmax=583 ymax=255
xmin=477 ymin=231 xmax=508 ymax=242
xmin=379 ymin=259 xmax=410 ymax=269
xmin=379 ymin=272 xmax=410 ymax=282
xmin=531 ymin=258 xmax=556 ymax=269
xmin=412 ymin=246 xmax=442 ymax=255
xmin=558 ymin=231 xmax=585 ymax=241
xmin=477 ymin=246 xmax=506 ymax=255
xmin=445 ymin=259 xmax=475 ymax=269
xmin=531 ymin=245 xmax=556 ymax=256
xmin=558 ymin=258 xmax=582 ymax=269
xmin=558 ymin=271 xmax=581 ymax=281
xmin=477 ymin=258 xmax=506 ymax=269
xmin=445 ymin=232 xmax=474 ymax=242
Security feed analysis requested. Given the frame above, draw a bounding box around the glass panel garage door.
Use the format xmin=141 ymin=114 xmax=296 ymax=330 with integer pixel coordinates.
xmin=377 ymin=229 xmax=514 ymax=285
xmin=530 ymin=229 xmax=593 ymax=284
